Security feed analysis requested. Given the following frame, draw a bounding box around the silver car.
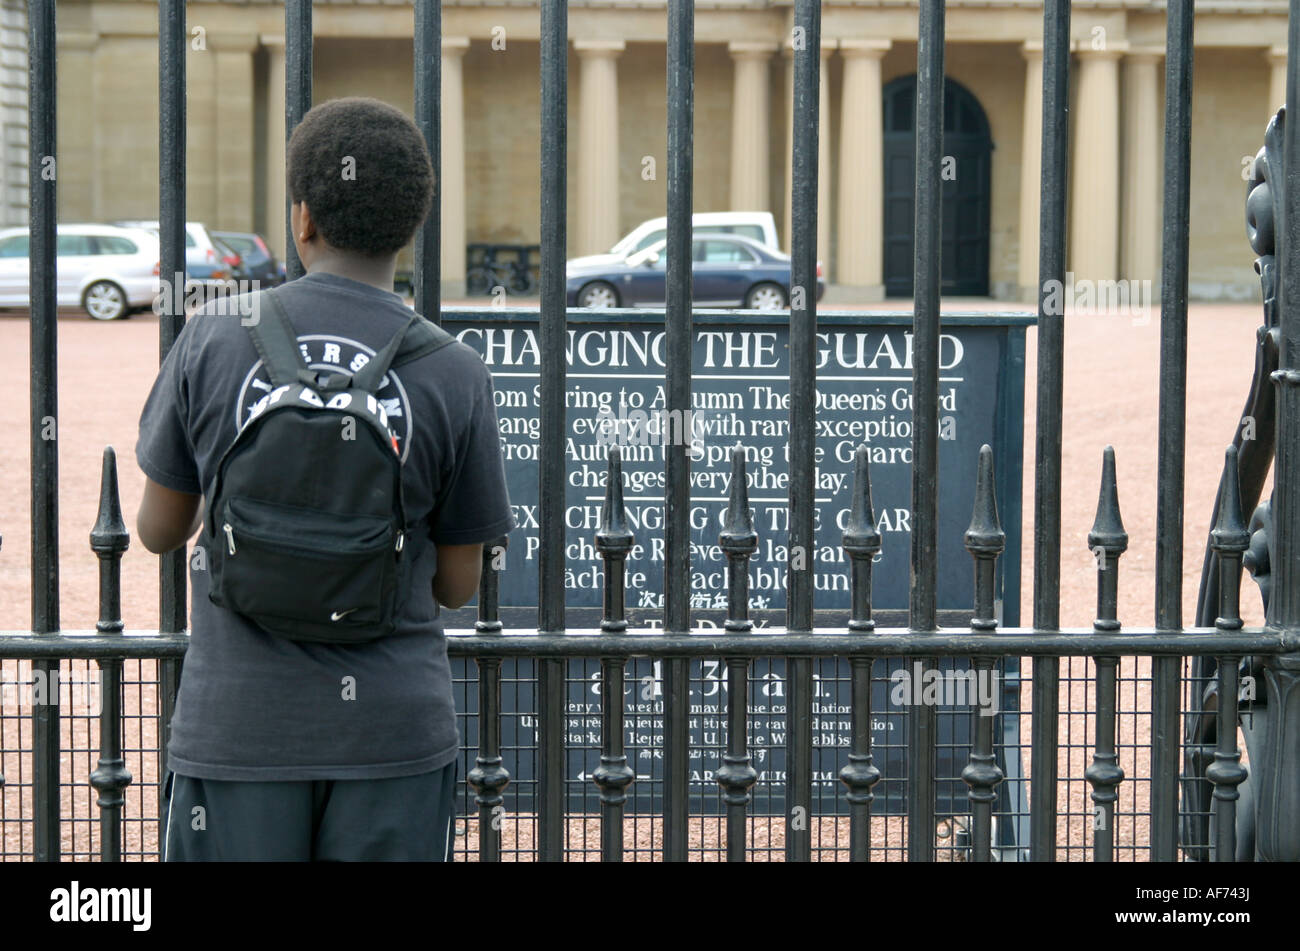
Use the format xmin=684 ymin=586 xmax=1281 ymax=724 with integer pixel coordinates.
xmin=0 ymin=223 xmax=162 ymax=320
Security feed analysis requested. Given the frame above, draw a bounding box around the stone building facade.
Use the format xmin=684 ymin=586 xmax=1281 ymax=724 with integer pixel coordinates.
xmin=51 ymin=0 xmax=1290 ymax=300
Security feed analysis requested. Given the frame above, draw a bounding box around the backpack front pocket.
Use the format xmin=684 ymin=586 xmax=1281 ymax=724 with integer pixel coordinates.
xmin=214 ymin=496 xmax=399 ymax=640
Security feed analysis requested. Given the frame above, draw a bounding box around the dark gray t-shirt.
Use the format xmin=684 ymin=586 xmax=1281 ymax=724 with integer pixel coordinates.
xmin=137 ymin=270 xmax=514 ymax=781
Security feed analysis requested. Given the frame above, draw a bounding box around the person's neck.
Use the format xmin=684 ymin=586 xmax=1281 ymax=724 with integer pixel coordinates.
xmin=306 ymin=254 xmax=397 ymax=294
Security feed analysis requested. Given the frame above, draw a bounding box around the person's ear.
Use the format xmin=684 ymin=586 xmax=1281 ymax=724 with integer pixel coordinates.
xmin=290 ymin=200 xmax=316 ymax=269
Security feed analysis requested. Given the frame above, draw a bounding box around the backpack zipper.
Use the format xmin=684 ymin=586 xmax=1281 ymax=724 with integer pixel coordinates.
xmin=224 ymin=522 xmax=237 ymax=555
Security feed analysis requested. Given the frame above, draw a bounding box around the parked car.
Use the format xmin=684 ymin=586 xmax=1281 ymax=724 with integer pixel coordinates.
xmin=0 ymin=223 xmax=161 ymax=320
xmin=566 ymin=232 xmax=824 ymax=310
xmin=212 ymin=230 xmax=283 ymax=287
xmin=566 ymin=211 xmax=782 ymax=276
xmin=112 ymin=219 xmax=239 ymax=286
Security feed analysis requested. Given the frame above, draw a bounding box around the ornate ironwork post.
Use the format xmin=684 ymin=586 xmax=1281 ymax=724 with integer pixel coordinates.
xmin=716 ymin=446 xmax=759 ymax=861
xmin=467 ymin=537 xmax=510 ymax=861
xmin=1085 ymin=447 xmax=1127 ymax=862
xmin=962 ymin=446 xmax=1005 ymax=862
xmin=593 ymin=448 xmax=635 ymax=861
xmin=89 ymin=448 xmax=132 ymax=862
xmin=839 ymin=446 xmax=881 ymax=861
xmin=1207 ymin=448 xmax=1249 ymax=862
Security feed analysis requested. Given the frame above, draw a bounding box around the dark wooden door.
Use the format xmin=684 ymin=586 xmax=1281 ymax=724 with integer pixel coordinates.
xmin=883 ymin=75 xmax=993 ymax=297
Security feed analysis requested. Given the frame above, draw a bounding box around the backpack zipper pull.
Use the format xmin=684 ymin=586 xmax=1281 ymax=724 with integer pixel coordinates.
xmin=223 ymin=522 xmax=237 ymax=555
xmin=395 ymin=531 xmax=404 ymax=554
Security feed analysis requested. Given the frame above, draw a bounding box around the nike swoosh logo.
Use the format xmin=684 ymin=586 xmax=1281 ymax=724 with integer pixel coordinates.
xmin=330 ymin=609 xmax=358 ymax=621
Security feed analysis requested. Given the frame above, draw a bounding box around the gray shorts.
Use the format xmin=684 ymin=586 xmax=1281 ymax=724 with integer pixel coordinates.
xmin=161 ymin=760 xmax=459 ymax=861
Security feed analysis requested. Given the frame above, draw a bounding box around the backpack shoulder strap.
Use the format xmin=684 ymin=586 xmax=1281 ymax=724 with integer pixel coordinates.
xmin=391 ymin=316 xmax=456 ymax=369
xmin=247 ymin=288 xmax=308 ymax=387
xmin=351 ymin=313 xmax=422 ymax=393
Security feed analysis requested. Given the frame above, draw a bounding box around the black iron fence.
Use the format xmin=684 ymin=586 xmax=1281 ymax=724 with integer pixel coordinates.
xmin=3 ymin=0 xmax=1300 ymax=862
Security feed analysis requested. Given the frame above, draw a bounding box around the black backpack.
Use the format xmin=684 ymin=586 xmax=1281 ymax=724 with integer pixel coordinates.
xmin=205 ymin=286 xmax=454 ymax=644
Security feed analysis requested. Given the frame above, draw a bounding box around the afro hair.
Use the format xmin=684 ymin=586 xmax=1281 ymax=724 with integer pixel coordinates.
xmin=287 ymin=97 xmax=434 ymax=257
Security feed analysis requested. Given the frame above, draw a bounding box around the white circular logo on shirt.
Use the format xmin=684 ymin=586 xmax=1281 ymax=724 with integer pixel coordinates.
xmin=235 ymin=334 xmax=415 ymax=463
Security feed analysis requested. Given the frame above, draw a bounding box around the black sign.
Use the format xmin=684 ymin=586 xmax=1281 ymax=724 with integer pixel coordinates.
xmin=442 ymin=309 xmax=1032 ymax=818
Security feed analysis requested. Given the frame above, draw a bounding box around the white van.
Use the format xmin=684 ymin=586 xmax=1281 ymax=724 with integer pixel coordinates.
xmin=567 ymin=211 xmax=780 ymax=271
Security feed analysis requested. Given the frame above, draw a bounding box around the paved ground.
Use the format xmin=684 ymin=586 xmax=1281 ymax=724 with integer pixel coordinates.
xmin=0 ymin=295 xmax=1272 ymax=860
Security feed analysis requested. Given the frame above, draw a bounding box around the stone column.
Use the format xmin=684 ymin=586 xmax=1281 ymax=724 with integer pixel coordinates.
xmin=1070 ymin=43 xmax=1124 ymax=284
xmin=575 ymin=39 xmax=624 ymax=256
xmin=836 ymin=39 xmax=889 ymax=297
xmin=55 ymin=32 xmax=98 ymax=223
xmin=441 ymin=37 xmax=469 ymax=298
xmin=212 ymin=34 xmax=259 ymax=234
xmin=262 ymin=34 xmax=287 ymax=265
xmin=1122 ymin=48 xmax=1162 ymax=290
xmin=729 ymin=41 xmax=777 ymax=212
xmin=1018 ymin=41 xmax=1043 ymax=301
xmin=783 ymin=43 xmax=833 ymax=277
xmin=1270 ymin=46 xmax=1288 ymax=116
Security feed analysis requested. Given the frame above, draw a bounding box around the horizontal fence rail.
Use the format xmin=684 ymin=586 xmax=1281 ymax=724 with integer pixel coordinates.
xmin=5 ymin=0 xmax=1300 ymax=862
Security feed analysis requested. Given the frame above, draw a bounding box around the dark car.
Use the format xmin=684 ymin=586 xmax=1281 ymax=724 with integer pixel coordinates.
xmin=213 ymin=231 xmax=283 ymax=287
xmin=566 ymin=232 xmax=824 ymax=310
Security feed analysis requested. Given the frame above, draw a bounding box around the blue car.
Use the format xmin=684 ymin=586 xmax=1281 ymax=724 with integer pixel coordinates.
xmin=566 ymin=232 xmax=824 ymax=310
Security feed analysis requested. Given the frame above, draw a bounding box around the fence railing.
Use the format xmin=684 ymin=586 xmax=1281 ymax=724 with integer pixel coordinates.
xmin=4 ymin=0 xmax=1300 ymax=862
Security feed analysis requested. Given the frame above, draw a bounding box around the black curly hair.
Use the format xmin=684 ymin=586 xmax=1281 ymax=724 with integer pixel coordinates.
xmin=287 ymin=97 xmax=434 ymax=256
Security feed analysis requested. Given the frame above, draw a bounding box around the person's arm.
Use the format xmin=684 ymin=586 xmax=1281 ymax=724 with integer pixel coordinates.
xmin=432 ymin=542 xmax=484 ymax=609
xmin=137 ymin=478 xmax=203 ymax=554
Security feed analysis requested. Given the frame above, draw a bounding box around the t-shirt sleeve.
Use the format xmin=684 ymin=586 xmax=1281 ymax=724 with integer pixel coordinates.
xmin=429 ymin=359 xmax=515 ymax=545
xmin=136 ymin=323 xmax=202 ymax=495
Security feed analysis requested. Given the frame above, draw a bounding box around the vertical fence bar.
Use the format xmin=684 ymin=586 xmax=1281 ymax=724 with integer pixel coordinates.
xmin=413 ymin=0 xmax=441 ymax=320
xmin=785 ymin=0 xmax=821 ymax=865
xmin=663 ymin=0 xmax=694 ymax=863
xmin=284 ymin=0 xmax=312 ymax=281
xmin=962 ymin=447 xmax=1005 ymax=863
xmin=1207 ymin=448 xmax=1248 ymax=862
xmin=89 ymin=448 xmax=131 ymax=862
xmin=28 ymin=0 xmax=59 ymax=863
xmin=1085 ymin=447 xmax=1127 ymax=863
xmin=1152 ymin=0 xmax=1195 ymax=863
xmin=717 ymin=448 xmax=759 ymax=862
xmin=907 ymin=0 xmax=945 ymax=863
xmin=1030 ymin=0 xmax=1072 ymax=862
xmin=594 ymin=449 xmax=635 ymax=862
xmin=537 ymin=0 xmax=568 ymax=862
xmin=840 ymin=446 xmax=881 ymax=861
xmin=157 ymin=0 xmax=188 ymax=853
xmin=1256 ymin=0 xmax=1300 ymax=864
xmin=468 ymin=539 xmax=509 ymax=862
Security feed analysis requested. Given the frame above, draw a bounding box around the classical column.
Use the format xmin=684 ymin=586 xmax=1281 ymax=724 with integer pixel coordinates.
xmin=441 ymin=37 xmax=469 ymax=299
xmin=213 ymin=34 xmax=259 ymax=234
xmin=55 ymin=32 xmax=98 ymax=224
xmin=1270 ymin=46 xmax=1288 ymax=115
xmin=836 ymin=39 xmax=889 ymax=297
xmin=1121 ymin=48 xmax=1162 ymax=289
xmin=1070 ymin=43 xmax=1124 ymax=284
xmin=575 ymin=40 xmax=624 ymax=256
xmin=1018 ymin=41 xmax=1043 ymax=301
xmin=729 ymin=42 xmax=777 ymax=212
xmin=783 ymin=43 xmax=833 ymax=277
xmin=262 ymin=34 xmax=286 ymax=265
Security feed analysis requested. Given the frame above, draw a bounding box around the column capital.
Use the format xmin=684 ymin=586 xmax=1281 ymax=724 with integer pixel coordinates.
xmin=838 ymin=38 xmax=891 ymax=59
xmin=1075 ymin=40 xmax=1130 ymax=61
xmin=442 ymin=36 xmax=471 ymax=57
xmin=1269 ymin=45 xmax=1288 ymax=66
xmin=259 ymin=33 xmax=285 ymax=50
xmin=207 ymin=33 xmax=260 ymax=54
xmin=56 ymin=31 xmax=99 ymax=51
xmin=1126 ymin=45 xmax=1165 ymax=64
xmin=782 ymin=41 xmax=834 ymax=61
xmin=728 ymin=40 xmax=778 ymax=60
xmin=574 ymin=39 xmax=625 ymax=57
xmin=1021 ymin=40 xmax=1043 ymax=59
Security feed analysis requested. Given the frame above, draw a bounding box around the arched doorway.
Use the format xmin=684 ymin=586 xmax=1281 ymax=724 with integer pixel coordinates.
xmin=882 ymin=75 xmax=993 ymax=297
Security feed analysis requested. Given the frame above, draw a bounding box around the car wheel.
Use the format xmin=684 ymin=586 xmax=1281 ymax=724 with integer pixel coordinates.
xmin=578 ymin=282 xmax=619 ymax=308
xmin=83 ymin=281 xmax=128 ymax=320
xmin=745 ymin=283 xmax=787 ymax=311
